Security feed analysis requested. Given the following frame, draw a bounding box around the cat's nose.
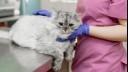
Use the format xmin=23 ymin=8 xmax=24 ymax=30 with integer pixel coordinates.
xmin=63 ymin=28 xmax=68 ymax=32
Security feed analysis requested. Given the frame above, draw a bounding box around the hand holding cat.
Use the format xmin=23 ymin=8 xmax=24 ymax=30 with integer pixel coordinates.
xmin=33 ymin=9 xmax=52 ymax=17
xmin=68 ymin=23 xmax=90 ymax=40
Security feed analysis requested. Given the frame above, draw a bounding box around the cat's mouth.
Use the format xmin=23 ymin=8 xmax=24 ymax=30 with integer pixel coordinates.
xmin=62 ymin=29 xmax=73 ymax=34
xmin=59 ymin=33 xmax=70 ymax=39
xmin=62 ymin=32 xmax=70 ymax=34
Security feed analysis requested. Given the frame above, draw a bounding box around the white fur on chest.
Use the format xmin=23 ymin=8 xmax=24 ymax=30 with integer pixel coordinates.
xmin=36 ymin=36 xmax=71 ymax=53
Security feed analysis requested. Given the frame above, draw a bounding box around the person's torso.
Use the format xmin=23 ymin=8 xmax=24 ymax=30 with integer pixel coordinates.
xmin=76 ymin=0 xmax=124 ymax=49
xmin=77 ymin=0 xmax=119 ymax=26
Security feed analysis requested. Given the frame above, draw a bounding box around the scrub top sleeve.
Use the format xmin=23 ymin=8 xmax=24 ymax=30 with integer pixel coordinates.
xmin=108 ymin=0 xmax=127 ymax=19
xmin=76 ymin=1 xmax=82 ymax=13
xmin=76 ymin=6 xmax=80 ymax=13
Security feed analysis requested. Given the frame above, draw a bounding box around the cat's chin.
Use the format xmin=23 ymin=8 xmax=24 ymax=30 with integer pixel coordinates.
xmin=58 ymin=33 xmax=70 ymax=39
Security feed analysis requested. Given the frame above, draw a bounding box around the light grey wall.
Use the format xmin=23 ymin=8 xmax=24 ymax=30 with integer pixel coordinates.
xmin=41 ymin=0 xmax=77 ymax=12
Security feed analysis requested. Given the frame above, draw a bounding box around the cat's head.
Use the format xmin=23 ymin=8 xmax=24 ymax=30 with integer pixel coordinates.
xmin=52 ymin=10 xmax=81 ymax=38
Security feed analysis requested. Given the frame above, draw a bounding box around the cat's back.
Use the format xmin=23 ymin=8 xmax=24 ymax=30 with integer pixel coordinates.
xmin=12 ymin=15 xmax=52 ymax=28
xmin=10 ymin=15 xmax=53 ymax=36
xmin=9 ymin=15 xmax=54 ymax=49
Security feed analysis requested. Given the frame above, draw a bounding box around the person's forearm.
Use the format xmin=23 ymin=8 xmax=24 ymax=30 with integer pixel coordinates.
xmin=89 ymin=25 xmax=127 ymax=42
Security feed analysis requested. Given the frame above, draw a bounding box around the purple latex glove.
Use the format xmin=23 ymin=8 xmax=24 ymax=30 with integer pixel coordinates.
xmin=33 ymin=9 xmax=52 ymax=17
xmin=68 ymin=23 xmax=90 ymax=40
xmin=56 ymin=38 xmax=75 ymax=43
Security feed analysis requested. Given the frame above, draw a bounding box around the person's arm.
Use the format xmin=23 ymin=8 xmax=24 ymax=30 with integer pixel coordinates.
xmin=89 ymin=19 xmax=127 ymax=42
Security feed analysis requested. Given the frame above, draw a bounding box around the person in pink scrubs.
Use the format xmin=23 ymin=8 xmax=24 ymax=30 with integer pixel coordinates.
xmin=68 ymin=0 xmax=127 ymax=72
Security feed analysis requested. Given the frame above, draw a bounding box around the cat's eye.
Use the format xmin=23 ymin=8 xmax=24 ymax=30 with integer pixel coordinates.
xmin=59 ymin=22 xmax=63 ymax=26
xmin=69 ymin=23 xmax=74 ymax=26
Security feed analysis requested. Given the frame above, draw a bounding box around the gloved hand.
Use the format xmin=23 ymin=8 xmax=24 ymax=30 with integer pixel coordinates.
xmin=68 ymin=23 xmax=90 ymax=40
xmin=33 ymin=9 xmax=52 ymax=17
xmin=56 ymin=38 xmax=75 ymax=43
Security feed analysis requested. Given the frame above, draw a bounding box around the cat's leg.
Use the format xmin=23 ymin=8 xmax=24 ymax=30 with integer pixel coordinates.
xmin=65 ymin=46 xmax=74 ymax=61
xmin=37 ymin=48 xmax=64 ymax=71
xmin=53 ymin=53 xmax=64 ymax=71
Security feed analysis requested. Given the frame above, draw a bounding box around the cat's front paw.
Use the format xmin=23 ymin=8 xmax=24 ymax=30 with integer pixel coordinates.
xmin=53 ymin=64 xmax=62 ymax=71
xmin=65 ymin=55 xmax=73 ymax=61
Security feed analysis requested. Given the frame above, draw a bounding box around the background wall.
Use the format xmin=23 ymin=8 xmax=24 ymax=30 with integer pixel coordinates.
xmin=20 ymin=0 xmax=41 ymax=15
xmin=7 ymin=0 xmax=41 ymax=26
xmin=41 ymin=0 xmax=77 ymax=12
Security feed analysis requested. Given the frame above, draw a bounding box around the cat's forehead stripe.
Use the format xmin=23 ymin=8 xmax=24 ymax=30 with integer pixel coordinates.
xmin=55 ymin=11 xmax=79 ymax=24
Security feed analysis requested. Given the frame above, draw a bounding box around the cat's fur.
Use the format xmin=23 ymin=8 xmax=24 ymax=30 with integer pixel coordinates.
xmin=1 ymin=11 xmax=81 ymax=71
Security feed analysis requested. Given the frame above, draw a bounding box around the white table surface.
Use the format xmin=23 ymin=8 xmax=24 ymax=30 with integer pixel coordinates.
xmin=0 ymin=39 xmax=52 ymax=72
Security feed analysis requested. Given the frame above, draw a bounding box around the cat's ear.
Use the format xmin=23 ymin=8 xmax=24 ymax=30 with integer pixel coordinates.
xmin=52 ymin=8 xmax=61 ymax=15
xmin=74 ymin=13 xmax=81 ymax=18
xmin=74 ymin=13 xmax=81 ymax=21
xmin=52 ymin=8 xmax=62 ymax=18
xmin=52 ymin=8 xmax=58 ymax=14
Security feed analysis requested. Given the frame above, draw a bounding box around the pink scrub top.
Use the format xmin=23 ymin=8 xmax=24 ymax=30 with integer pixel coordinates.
xmin=72 ymin=0 xmax=127 ymax=72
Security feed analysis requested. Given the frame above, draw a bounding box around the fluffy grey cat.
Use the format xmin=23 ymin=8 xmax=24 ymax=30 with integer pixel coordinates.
xmin=0 ymin=10 xmax=81 ymax=71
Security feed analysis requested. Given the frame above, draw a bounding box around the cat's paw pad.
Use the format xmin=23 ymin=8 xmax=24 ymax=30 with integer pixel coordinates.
xmin=53 ymin=65 xmax=61 ymax=71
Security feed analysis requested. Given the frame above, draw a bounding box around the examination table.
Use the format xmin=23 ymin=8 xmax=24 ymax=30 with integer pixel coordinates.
xmin=0 ymin=38 xmax=70 ymax=72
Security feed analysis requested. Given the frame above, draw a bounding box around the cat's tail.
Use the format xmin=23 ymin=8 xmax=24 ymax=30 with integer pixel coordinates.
xmin=0 ymin=30 xmax=9 ymax=39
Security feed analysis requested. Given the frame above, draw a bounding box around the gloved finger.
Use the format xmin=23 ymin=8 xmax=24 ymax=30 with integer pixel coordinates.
xmin=68 ymin=33 xmax=78 ymax=40
xmin=38 ymin=11 xmax=51 ymax=17
xmin=70 ymin=29 xmax=79 ymax=36
xmin=33 ymin=10 xmax=52 ymax=17
xmin=56 ymin=38 xmax=68 ymax=42
xmin=70 ymin=39 xmax=75 ymax=43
